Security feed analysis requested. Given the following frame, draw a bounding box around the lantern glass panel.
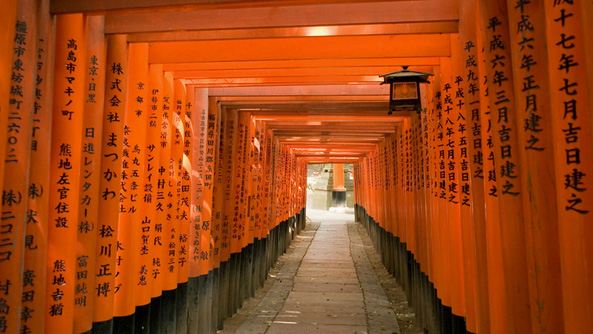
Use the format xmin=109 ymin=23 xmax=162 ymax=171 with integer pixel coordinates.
xmin=392 ymin=82 xmax=418 ymax=100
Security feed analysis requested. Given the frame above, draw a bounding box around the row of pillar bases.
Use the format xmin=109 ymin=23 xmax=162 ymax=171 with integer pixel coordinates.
xmin=84 ymin=209 xmax=306 ymax=334
xmin=355 ymin=204 xmax=471 ymax=334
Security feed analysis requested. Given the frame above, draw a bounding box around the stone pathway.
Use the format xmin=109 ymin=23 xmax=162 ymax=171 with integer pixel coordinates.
xmin=220 ymin=209 xmax=401 ymax=334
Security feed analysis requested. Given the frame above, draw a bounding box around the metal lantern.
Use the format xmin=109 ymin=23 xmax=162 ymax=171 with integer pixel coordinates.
xmin=380 ymin=66 xmax=433 ymax=114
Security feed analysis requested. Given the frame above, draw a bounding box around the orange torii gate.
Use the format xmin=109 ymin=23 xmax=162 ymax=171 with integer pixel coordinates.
xmin=0 ymin=1 xmax=593 ymax=334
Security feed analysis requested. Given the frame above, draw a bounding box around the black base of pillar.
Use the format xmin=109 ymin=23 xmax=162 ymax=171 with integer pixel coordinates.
xmin=134 ymin=303 xmax=151 ymax=333
xmin=331 ymin=190 xmax=347 ymax=207
xmin=113 ymin=313 xmax=135 ymax=334
xmin=356 ymin=204 xmax=470 ymax=334
xmin=160 ymin=289 xmax=177 ymax=334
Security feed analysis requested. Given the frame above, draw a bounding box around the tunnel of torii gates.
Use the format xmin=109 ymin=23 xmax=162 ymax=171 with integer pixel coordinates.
xmin=0 ymin=0 xmax=592 ymax=333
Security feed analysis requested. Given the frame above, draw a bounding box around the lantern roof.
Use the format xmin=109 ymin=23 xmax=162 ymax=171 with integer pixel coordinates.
xmin=380 ymin=66 xmax=433 ymax=84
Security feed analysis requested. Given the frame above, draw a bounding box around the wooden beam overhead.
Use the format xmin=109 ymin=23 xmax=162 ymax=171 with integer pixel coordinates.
xmin=52 ymin=0 xmax=401 ymax=14
xmin=210 ymin=85 xmax=389 ymax=97
xmin=150 ymin=34 xmax=451 ymax=63
xmin=126 ymin=21 xmax=458 ymax=42
xmin=101 ymin=1 xmax=458 ymax=33
xmin=174 ymin=65 xmax=434 ymax=80
xmin=166 ymin=58 xmax=441 ymax=72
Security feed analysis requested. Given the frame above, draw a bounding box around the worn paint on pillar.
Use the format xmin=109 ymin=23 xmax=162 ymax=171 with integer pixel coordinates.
xmin=189 ymin=88 xmax=207 ymax=277
xmin=45 ymin=13 xmax=85 ymax=334
xmin=94 ymin=34 xmax=128 ymax=324
xmin=148 ymin=64 xmax=164 ymax=297
xmin=543 ymin=2 xmax=593 ymax=333
xmin=21 ymin=1 xmax=52 ymax=332
xmin=74 ymin=15 xmax=106 ymax=333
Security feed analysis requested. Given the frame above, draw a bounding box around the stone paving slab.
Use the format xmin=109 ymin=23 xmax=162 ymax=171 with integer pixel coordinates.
xmin=291 ymin=282 xmax=361 ymax=293
xmin=220 ymin=210 xmax=401 ymax=334
xmin=266 ymin=323 xmax=368 ymax=334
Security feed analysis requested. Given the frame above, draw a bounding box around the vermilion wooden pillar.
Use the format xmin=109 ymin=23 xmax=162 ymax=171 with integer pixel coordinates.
xmin=332 ymin=163 xmax=347 ymax=207
xmin=147 ymin=64 xmax=164 ymax=300
xmin=93 ymin=33 xmax=127 ymax=327
xmin=22 ymin=1 xmax=52 ymax=332
xmin=475 ymin=15 xmax=508 ymax=333
xmin=0 ymin=0 xmax=18 ymax=190
xmin=451 ymin=34 xmax=479 ymax=333
xmin=45 ymin=13 xmax=85 ymax=334
xmin=162 ymin=71 xmax=180 ymax=292
xmin=145 ymin=64 xmax=164 ymax=300
xmin=543 ymin=2 xmax=593 ymax=333
xmin=189 ymin=88 xmax=208 ymax=278
xmin=478 ymin=1 xmax=532 ymax=332
xmin=113 ymin=42 xmax=149 ymax=319
xmin=458 ymin=1 xmax=490 ymax=332
xmin=174 ymin=79 xmax=190 ymax=287
xmin=1 ymin=1 xmax=38 ymax=333
xmin=74 ymin=15 xmax=106 ymax=334
xmin=505 ymin=0 xmax=564 ymax=332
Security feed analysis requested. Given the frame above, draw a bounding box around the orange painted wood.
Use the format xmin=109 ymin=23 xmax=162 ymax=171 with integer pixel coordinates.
xmin=477 ymin=1 xmax=532 ymax=332
xmin=451 ymin=36 xmax=477 ymax=328
xmin=149 ymin=35 xmax=451 ymax=64
xmin=220 ymin=108 xmax=238 ymax=261
xmin=211 ymin=99 xmax=226 ymax=269
xmin=45 ymin=13 xmax=85 ymax=334
xmin=0 ymin=0 xmax=18 ymax=191
xmin=474 ymin=18 xmax=508 ymax=333
xmin=505 ymin=0 xmax=565 ymax=332
xmin=543 ymin=2 xmax=593 ymax=332
xmin=232 ymin=111 xmax=249 ymax=251
xmin=3 ymin=0 xmax=39 ymax=332
xmin=147 ymin=64 xmax=165 ymax=295
xmin=333 ymin=164 xmax=345 ymax=191
xmin=189 ymin=88 xmax=208 ymax=277
xmin=458 ymin=0 xmax=490 ymax=331
xmin=432 ymin=65 xmax=452 ymax=309
xmin=175 ymin=66 xmax=434 ymax=81
xmin=180 ymin=83 xmax=194 ymax=279
xmin=201 ymin=97 xmax=219 ymax=272
xmin=162 ymin=71 xmax=180 ymax=289
xmin=126 ymin=43 xmax=152 ymax=306
xmin=153 ymin=69 xmax=171 ymax=292
xmin=173 ymin=79 xmax=190 ymax=282
xmin=100 ymin=1 xmax=458 ymax=33
xmin=114 ymin=42 xmax=149 ymax=317
xmin=21 ymin=1 xmax=52 ymax=332
xmin=127 ymin=22 xmax=458 ymax=43
xmin=74 ymin=15 xmax=106 ymax=333
xmin=93 ymin=33 xmax=128 ymax=324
